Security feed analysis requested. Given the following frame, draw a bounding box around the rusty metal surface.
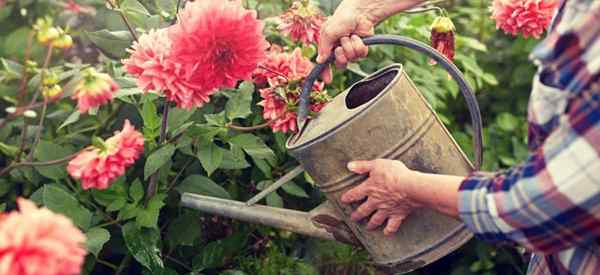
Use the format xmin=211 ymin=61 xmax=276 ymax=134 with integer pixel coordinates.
xmin=287 ymin=64 xmax=473 ymax=271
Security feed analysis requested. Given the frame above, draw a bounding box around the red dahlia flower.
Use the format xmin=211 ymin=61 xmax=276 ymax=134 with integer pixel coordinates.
xmin=169 ymin=0 xmax=268 ymax=103
xmin=491 ymin=0 xmax=558 ymax=39
xmin=71 ymin=68 xmax=118 ymax=113
xmin=67 ymin=120 xmax=144 ymax=190
xmin=0 ymin=198 xmax=87 ymax=275
xmin=278 ymin=1 xmax=326 ymax=45
xmin=430 ymin=16 xmax=456 ymax=64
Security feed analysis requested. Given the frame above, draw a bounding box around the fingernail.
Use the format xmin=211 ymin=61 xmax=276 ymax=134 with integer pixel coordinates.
xmin=347 ymin=162 xmax=356 ymax=170
xmin=316 ymin=55 xmax=323 ymax=63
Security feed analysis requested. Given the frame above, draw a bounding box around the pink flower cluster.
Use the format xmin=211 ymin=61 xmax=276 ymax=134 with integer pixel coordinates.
xmin=72 ymin=68 xmax=119 ymax=113
xmin=254 ymin=47 xmax=329 ymax=133
xmin=490 ymin=0 xmax=558 ymax=39
xmin=67 ymin=120 xmax=144 ymax=190
xmin=123 ymin=0 xmax=268 ymax=109
xmin=278 ymin=1 xmax=325 ymax=45
xmin=0 ymin=198 xmax=86 ymax=275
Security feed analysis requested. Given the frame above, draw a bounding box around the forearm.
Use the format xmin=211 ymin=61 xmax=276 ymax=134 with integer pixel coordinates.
xmin=339 ymin=0 xmax=426 ymax=23
xmin=406 ymin=171 xmax=464 ymax=218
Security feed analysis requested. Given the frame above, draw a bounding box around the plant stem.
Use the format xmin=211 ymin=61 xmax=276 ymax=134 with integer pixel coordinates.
xmin=226 ymin=120 xmax=272 ymax=132
xmin=17 ymin=31 xmax=35 ymax=104
xmin=167 ymin=158 xmax=193 ymax=191
xmin=96 ymin=259 xmax=118 ymax=270
xmin=166 ymin=255 xmax=192 ymax=271
xmin=115 ymin=255 xmax=132 ymax=275
xmin=145 ymin=103 xmax=170 ymax=205
xmin=0 ymin=152 xmax=78 ymax=178
xmin=258 ymin=65 xmax=289 ymax=82
xmin=106 ymin=0 xmax=138 ymax=42
xmin=28 ymin=97 xmax=49 ymax=161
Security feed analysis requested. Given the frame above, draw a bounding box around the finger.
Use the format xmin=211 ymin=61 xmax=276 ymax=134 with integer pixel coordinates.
xmin=347 ymin=160 xmax=374 ymax=174
xmin=355 ymin=15 xmax=375 ymax=37
xmin=319 ymin=65 xmax=332 ymax=84
xmin=350 ymin=198 xmax=377 ymax=222
xmin=366 ymin=210 xmax=388 ymax=231
xmin=340 ymin=37 xmax=356 ymax=61
xmin=334 ymin=46 xmax=347 ymax=69
xmin=351 ymin=35 xmax=368 ymax=58
xmin=317 ymin=25 xmax=336 ymax=64
xmin=384 ymin=215 xmax=406 ymax=236
xmin=340 ymin=181 xmax=370 ymax=204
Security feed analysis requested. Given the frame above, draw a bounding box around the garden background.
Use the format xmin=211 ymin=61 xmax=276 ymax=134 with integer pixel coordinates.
xmin=0 ymin=0 xmax=536 ymax=274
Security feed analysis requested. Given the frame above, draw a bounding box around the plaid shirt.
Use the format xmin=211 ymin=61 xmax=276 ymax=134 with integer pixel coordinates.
xmin=458 ymin=0 xmax=600 ymax=274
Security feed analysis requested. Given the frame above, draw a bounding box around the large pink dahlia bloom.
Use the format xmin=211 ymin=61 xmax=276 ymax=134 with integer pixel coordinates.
xmin=168 ymin=0 xmax=268 ymax=106
xmin=491 ymin=0 xmax=558 ymax=38
xmin=0 ymin=198 xmax=87 ymax=275
xmin=67 ymin=120 xmax=144 ymax=190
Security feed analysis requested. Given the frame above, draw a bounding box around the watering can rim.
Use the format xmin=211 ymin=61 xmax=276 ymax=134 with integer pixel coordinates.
xmin=286 ymin=63 xmax=404 ymax=151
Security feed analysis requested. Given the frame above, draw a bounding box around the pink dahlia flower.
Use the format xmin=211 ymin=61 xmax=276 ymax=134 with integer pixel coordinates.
xmin=491 ymin=0 xmax=558 ymax=39
xmin=168 ymin=0 xmax=268 ymax=106
xmin=122 ymin=28 xmax=204 ymax=109
xmin=67 ymin=120 xmax=144 ymax=190
xmin=72 ymin=68 xmax=119 ymax=113
xmin=278 ymin=1 xmax=325 ymax=45
xmin=0 ymin=198 xmax=86 ymax=275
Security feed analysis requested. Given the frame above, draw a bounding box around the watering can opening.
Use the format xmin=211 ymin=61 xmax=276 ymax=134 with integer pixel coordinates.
xmin=345 ymin=69 xmax=399 ymax=109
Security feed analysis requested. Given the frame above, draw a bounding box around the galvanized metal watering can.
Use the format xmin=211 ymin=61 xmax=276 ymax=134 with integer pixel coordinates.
xmin=181 ymin=35 xmax=484 ymax=273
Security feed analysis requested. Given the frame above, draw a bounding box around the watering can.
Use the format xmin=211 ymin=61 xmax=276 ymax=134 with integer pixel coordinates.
xmin=181 ymin=35 xmax=484 ymax=274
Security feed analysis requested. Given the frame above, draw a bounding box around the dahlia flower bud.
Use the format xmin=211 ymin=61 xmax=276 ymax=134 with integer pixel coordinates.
xmin=278 ymin=1 xmax=326 ymax=45
xmin=42 ymin=84 xmax=63 ymax=100
xmin=67 ymin=120 xmax=144 ymax=190
xmin=430 ymin=16 xmax=456 ymax=64
xmin=52 ymin=33 xmax=73 ymax=49
xmin=33 ymin=18 xmax=60 ymax=45
xmin=490 ymin=0 xmax=558 ymax=39
xmin=0 ymin=198 xmax=87 ymax=275
xmin=72 ymin=68 xmax=118 ymax=113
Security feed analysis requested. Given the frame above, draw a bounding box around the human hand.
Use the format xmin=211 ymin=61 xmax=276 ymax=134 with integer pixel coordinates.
xmin=340 ymin=159 xmax=422 ymax=235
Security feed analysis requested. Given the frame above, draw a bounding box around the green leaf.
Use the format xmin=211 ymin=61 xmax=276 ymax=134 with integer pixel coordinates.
xmin=122 ymin=222 xmax=164 ymax=272
xmin=141 ymin=97 xmax=160 ymax=139
xmin=32 ymin=185 xmax=92 ymax=230
xmin=205 ymin=111 xmax=226 ymax=127
xmin=85 ymin=227 xmax=110 ymax=257
xmin=196 ymin=141 xmax=224 ymax=176
xmin=106 ymin=198 xmax=127 ymax=212
xmin=167 ymin=107 xmax=194 ymax=134
xmin=144 ymin=144 xmax=175 ymax=180
xmin=136 ymin=194 xmax=166 ymax=228
xmin=85 ymin=30 xmax=133 ymax=59
xmin=229 ymin=134 xmax=275 ymax=160
xmin=0 ymin=142 xmax=18 ymax=157
xmin=129 ymin=179 xmax=144 ymax=203
xmin=120 ymin=0 xmax=151 ymax=29
xmin=266 ymin=192 xmax=283 ymax=207
xmin=192 ymin=233 xmax=248 ymax=271
xmin=176 ymin=175 xmax=231 ymax=199
xmin=33 ymin=140 xmax=74 ymax=180
xmin=482 ymin=73 xmax=499 ymax=86
xmin=281 ymin=182 xmax=309 ymax=198
xmin=92 ymin=178 xmax=127 ymax=206
xmin=496 ymin=113 xmax=519 ymax=132
xmin=113 ymin=88 xmax=144 ymax=99
xmin=118 ymin=203 xmax=140 ymax=221
xmin=219 ymin=145 xmax=250 ymax=170
xmin=457 ymin=36 xmax=488 ymax=52
xmin=225 ymin=81 xmax=254 ymax=120
xmin=167 ymin=212 xmax=202 ymax=247
xmin=58 ymin=111 xmax=80 ymax=130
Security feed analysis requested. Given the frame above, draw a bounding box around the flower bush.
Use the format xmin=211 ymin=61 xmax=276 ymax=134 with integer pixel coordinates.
xmin=0 ymin=0 xmax=550 ymax=274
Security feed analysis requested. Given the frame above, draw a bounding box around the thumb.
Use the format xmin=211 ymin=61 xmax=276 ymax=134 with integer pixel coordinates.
xmin=347 ymin=160 xmax=374 ymax=174
xmin=317 ymin=35 xmax=334 ymax=64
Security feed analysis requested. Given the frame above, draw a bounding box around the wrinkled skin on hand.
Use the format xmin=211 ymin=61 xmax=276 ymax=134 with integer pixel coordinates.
xmin=341 ymin=159 xmax=422 ymax=235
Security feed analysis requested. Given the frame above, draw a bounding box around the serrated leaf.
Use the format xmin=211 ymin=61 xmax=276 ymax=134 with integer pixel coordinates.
xmin=205 ymin=111 xmax=226 ymax=127
xmin=122 ymin=222 xmax=164 ymax=271
xmin=144 ymin=144 xmax=175 ymax=180
xmin=33 ymin=140 xmax=74 ymax=180
xmin=229 ymin=134 xmax=275 ymax=160
xmin=167 ymin=107 xmax=194 ymax=134
xmin=167 ymin=212 xmax=202 ymax=247
xmin=106 ymin=198 xmax=127 ymax=212
xmin=192 ymin=233 xmax=248 ymax=271
xmin=225 ymin=82 xmax=254 ymax=120
xmin=176 ymin=175 xmax=231 ymax=199
xmin=31 ymin=185 xmax=92 ymax=230
xmin=219 ymin=145 xmax=250 ymax=170
xmin=118 ymin=203 xmax=140 ymax=221
xmin=136 ymin=194 xmax=166 ymax=228
xmin=58 ymin=111 xmax=80 ymax=130
xmin=120 ymin=0 xmax=151 ymax=29
xmin=86 ymin=30 xmax=133 ymax=59
xmin=196 ymin=141 xmax=223 ymax=176
xmin=85 ymin=227 xmax=110 ymax=257
xmin=92 ymin=177 xmax=127 ymax=206
xmin=129 ymin=179 xmax=144 ymax=203
xmin=281 ymin=182 xmax=309 ymax=198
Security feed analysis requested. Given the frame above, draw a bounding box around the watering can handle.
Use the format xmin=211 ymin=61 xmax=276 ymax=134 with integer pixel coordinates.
xmin=298 ymin=34 xmax=484 ymax=170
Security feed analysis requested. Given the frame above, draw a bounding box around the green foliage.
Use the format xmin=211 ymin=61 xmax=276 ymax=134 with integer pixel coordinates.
xmin=0 ymin=0 xmax=532 ymax=274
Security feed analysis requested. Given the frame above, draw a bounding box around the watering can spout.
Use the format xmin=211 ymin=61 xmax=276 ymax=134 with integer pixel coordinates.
xmin=180 ymin=193 xmax=360 ymax=246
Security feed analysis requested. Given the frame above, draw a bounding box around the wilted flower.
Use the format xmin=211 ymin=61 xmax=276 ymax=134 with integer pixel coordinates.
xmin=430 ymin=16 xmax=455 ymax=64
xmin=168 ymin=0 xmax=268 ymax=107
xmin=490 ymin=0 xmax=558 ymax=38
xmin=72 ymin=68 xmax=119 ymax=113
xmin=122 ymin=28 xmax=203 ymax=109
xmin=67 ymin=120 xmax=144 ymax=190
xmin=0 ymin=198 xmax=87 ymax=275
xmin=278 ymin=1 xmax=325 ymax=45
